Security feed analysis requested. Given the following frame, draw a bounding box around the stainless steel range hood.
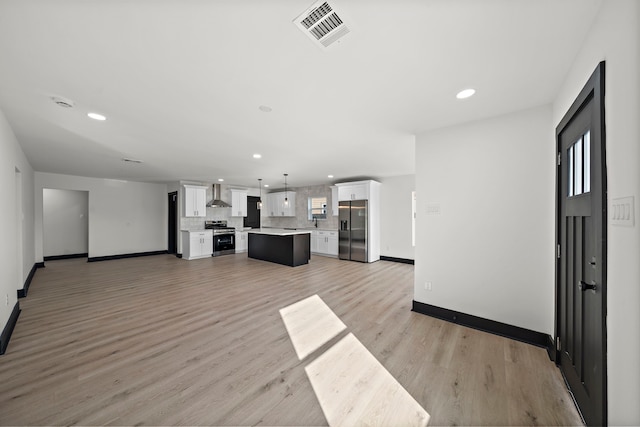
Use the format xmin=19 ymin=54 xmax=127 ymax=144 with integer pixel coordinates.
xmin=206 ymin=184 xmax=231 ymax=208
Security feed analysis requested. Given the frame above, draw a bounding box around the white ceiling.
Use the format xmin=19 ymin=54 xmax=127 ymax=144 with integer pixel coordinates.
xmin=0 ymin=0 xmax=602 ymax=188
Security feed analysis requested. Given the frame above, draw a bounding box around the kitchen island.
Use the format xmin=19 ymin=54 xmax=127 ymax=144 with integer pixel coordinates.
xmin=248 ymin=229 xmax=311 ymax=267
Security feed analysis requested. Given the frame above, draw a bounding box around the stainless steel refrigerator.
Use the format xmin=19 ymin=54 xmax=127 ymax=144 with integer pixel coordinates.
xmin=338 ymin=200 xmax=368 ymax=262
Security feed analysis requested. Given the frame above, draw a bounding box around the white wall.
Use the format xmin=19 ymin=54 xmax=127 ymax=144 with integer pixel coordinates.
xmin=0 ymin=109 xmax=34 ymax=330
xmin=379 ymin=174 xmax=415 ymax=260
xmin=43 ymin=189 xmax=88 ymax=257
xmin=552 ymin=1 xmax=640 ymax=424
xmin=35 ymin=172 xmax=167 ymax=260
xmin=415 ymin=105 xmax=555 ymax=334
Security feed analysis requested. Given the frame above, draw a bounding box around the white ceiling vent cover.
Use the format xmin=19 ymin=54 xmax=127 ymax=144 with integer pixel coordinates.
xmin=293 ymin=1 xmax=351 ymax=50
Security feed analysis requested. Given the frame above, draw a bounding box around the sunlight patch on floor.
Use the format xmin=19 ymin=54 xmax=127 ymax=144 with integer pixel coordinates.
xmin=279 ymin=294 xmax=347 ymax=360
xmin=280 ymin=295 xmax=430 ymax=426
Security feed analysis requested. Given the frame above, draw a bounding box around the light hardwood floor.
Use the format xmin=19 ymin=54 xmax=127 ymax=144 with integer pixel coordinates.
xmin=0 ymin=254 xmax=583 ymax=426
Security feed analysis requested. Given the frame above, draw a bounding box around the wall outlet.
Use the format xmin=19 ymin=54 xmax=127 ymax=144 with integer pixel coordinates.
xmin=424 ymin=282 xmax=432 ymax=291
xmin=5 ymin=294 xmax=8 ymax=306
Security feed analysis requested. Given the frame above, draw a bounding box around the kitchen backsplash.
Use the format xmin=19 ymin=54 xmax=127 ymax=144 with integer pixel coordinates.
xmin=179 ymin=210 xmax=246 ymax=231
xmin=262 ymin=183 xmax=339 ymax=230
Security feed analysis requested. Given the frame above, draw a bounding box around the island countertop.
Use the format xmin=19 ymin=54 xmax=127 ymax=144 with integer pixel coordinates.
xmin=248 ymin=228 xmax=313 ymax=236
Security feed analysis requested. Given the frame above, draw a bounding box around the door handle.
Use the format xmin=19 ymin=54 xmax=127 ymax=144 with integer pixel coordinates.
xmin=579 ymin=280 xmax=597 ymax=292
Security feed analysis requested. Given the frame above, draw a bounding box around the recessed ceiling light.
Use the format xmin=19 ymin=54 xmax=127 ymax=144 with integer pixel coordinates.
xmin=87 ymin=112 xmax=106 ymax=121
xmin=253 ymin=153 xmax=262 ymax=159
xmin=258 ymin=105 xmax=272 ymax=113
xmin=218 ymin=178 xmax=224 ymax=182
xmin=264 ymin=184 xmax=269 ymax=188
xmin=328 ymin=175 xmax=334 ymax=178
xmin=456 ymin=89 xmax=476 ymax=99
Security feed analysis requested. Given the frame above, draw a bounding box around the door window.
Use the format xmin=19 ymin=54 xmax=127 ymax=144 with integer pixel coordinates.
xmin=568 ymin=130 xmax=591 ymax=196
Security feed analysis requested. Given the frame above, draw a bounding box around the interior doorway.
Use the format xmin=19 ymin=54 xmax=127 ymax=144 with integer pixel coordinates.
xmin=244 ymin=196 xmax=261 ymax=229
xmin=168 ymin=191 xmax=178 ymax=255
xmin=555 ymin=61 xmax=607 ymax=426
xmin=42 ymin=189 xmax=89 ymax=261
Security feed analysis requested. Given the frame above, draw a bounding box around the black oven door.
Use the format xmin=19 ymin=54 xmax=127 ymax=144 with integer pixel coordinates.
xmin=213 ymin=233 xmax=235 ymax=255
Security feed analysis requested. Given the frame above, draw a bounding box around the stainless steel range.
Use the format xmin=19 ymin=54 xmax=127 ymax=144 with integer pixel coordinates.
xmin=205 ymin=220 xmax=236 ymax=256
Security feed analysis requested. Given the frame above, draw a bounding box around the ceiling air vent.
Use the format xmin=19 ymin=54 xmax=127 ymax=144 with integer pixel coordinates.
xmin=51 ymin=96 xmax=75 ymax=108
xmin=122 ymin=158 xmax=144 ymax=164
xmin=294 ymin=1 xmax=351 ymax=50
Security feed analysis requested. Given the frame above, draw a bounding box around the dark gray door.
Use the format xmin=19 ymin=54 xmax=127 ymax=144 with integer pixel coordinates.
xmin=556 ymin=62 xmax=606 ymax=426
xmin=168 ymin=192 xmax=178 ymax=255
xmin=244 ymin=196 xmax=261 ymax=229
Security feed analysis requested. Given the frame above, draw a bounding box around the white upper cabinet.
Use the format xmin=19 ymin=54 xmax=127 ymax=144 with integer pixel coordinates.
xmin=266 ymin=191 xmax=296 ymax=217
xmin=184 ymin=185 xmax=207 ymax=217
xmin=331 ymin=185 xmax=338 ymax=216
xmin=230 ymin=189 xmax=248 ymax=217
xmin=337 ymin=182 xmax=370 ymax=201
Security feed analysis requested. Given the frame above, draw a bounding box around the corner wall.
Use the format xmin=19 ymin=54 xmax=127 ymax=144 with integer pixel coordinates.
xmin=35 ymin=172 xmax=168 ymax=260
xmin=0 ymin=109 xmax=34 ymax=339
xmin=379 ymin=174 xmax=415 ymax=260
xmin=414 ymin=105 xmax=555 ymax=334
xmin=43 ymin=189 xmax=88 ymax=257
xmin=552 ymin=1 xmax=640 ymax=423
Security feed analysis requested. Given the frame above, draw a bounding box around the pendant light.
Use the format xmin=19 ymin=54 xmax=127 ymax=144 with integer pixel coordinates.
xmin=257 ymin=178 xmax=263 ymax=210
xmin=283 ymin=173 xmax=289 ymax=207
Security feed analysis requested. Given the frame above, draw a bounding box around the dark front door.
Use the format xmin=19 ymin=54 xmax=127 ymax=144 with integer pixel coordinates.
xmin=556 ymin=62 xmax=606 ymax=426
xmin=168 ymin=191 xmax=178 ymax=255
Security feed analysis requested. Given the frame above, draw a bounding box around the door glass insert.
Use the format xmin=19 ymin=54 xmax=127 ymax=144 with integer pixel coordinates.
xmin=575 ymin=137 xmax=583 ymax=195
xmin=568 ymin=130 xmax=591 ymax=197
xmin=584 ymin=131 xmax=591 ymax=193
xmin=569 ymin=145 xmax=574 ymax=196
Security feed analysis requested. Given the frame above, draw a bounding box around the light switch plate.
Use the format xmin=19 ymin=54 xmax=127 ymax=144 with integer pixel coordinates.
xmin=611 ymin=196 xmax=635 ymax=227
xmin=426 ymin=203 xmax=441 ymax=216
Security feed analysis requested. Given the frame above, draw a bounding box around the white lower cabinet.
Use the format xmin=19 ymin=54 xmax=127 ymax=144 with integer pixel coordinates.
xmin=235 ymin=230 xmax=248 ymax=253
xmin=311 ymin=230 xmax=338 ymax=257
xmin=181 ymin=230 xmax=213 ymax=260
xmin=326 ymin=231 xmax=338 ymax=256
xmin=310 ymin=232 xmax=319 ymax=253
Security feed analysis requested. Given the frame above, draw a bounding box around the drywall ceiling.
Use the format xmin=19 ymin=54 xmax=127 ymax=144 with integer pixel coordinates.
xmin=0 ymin=0 xmax=602 ymax=188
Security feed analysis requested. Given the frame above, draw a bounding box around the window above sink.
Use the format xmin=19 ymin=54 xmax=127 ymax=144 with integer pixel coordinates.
xmin=309 ymin=196 xmax=327 ymax=220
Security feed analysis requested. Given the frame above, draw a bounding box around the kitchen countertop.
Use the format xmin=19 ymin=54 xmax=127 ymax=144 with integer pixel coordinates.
xmin=256 ymin=227 xmax=338 ymax=232
xmin=248 ymin=228 xmax=313 ymax=236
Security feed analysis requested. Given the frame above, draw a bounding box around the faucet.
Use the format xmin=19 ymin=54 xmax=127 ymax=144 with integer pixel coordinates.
xmin=314 ymin=217 xmax=318 ymax=228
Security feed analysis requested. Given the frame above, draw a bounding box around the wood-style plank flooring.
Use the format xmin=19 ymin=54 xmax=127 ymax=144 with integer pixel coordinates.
xmin=0 ymin=254 xmax=583 ymax=426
